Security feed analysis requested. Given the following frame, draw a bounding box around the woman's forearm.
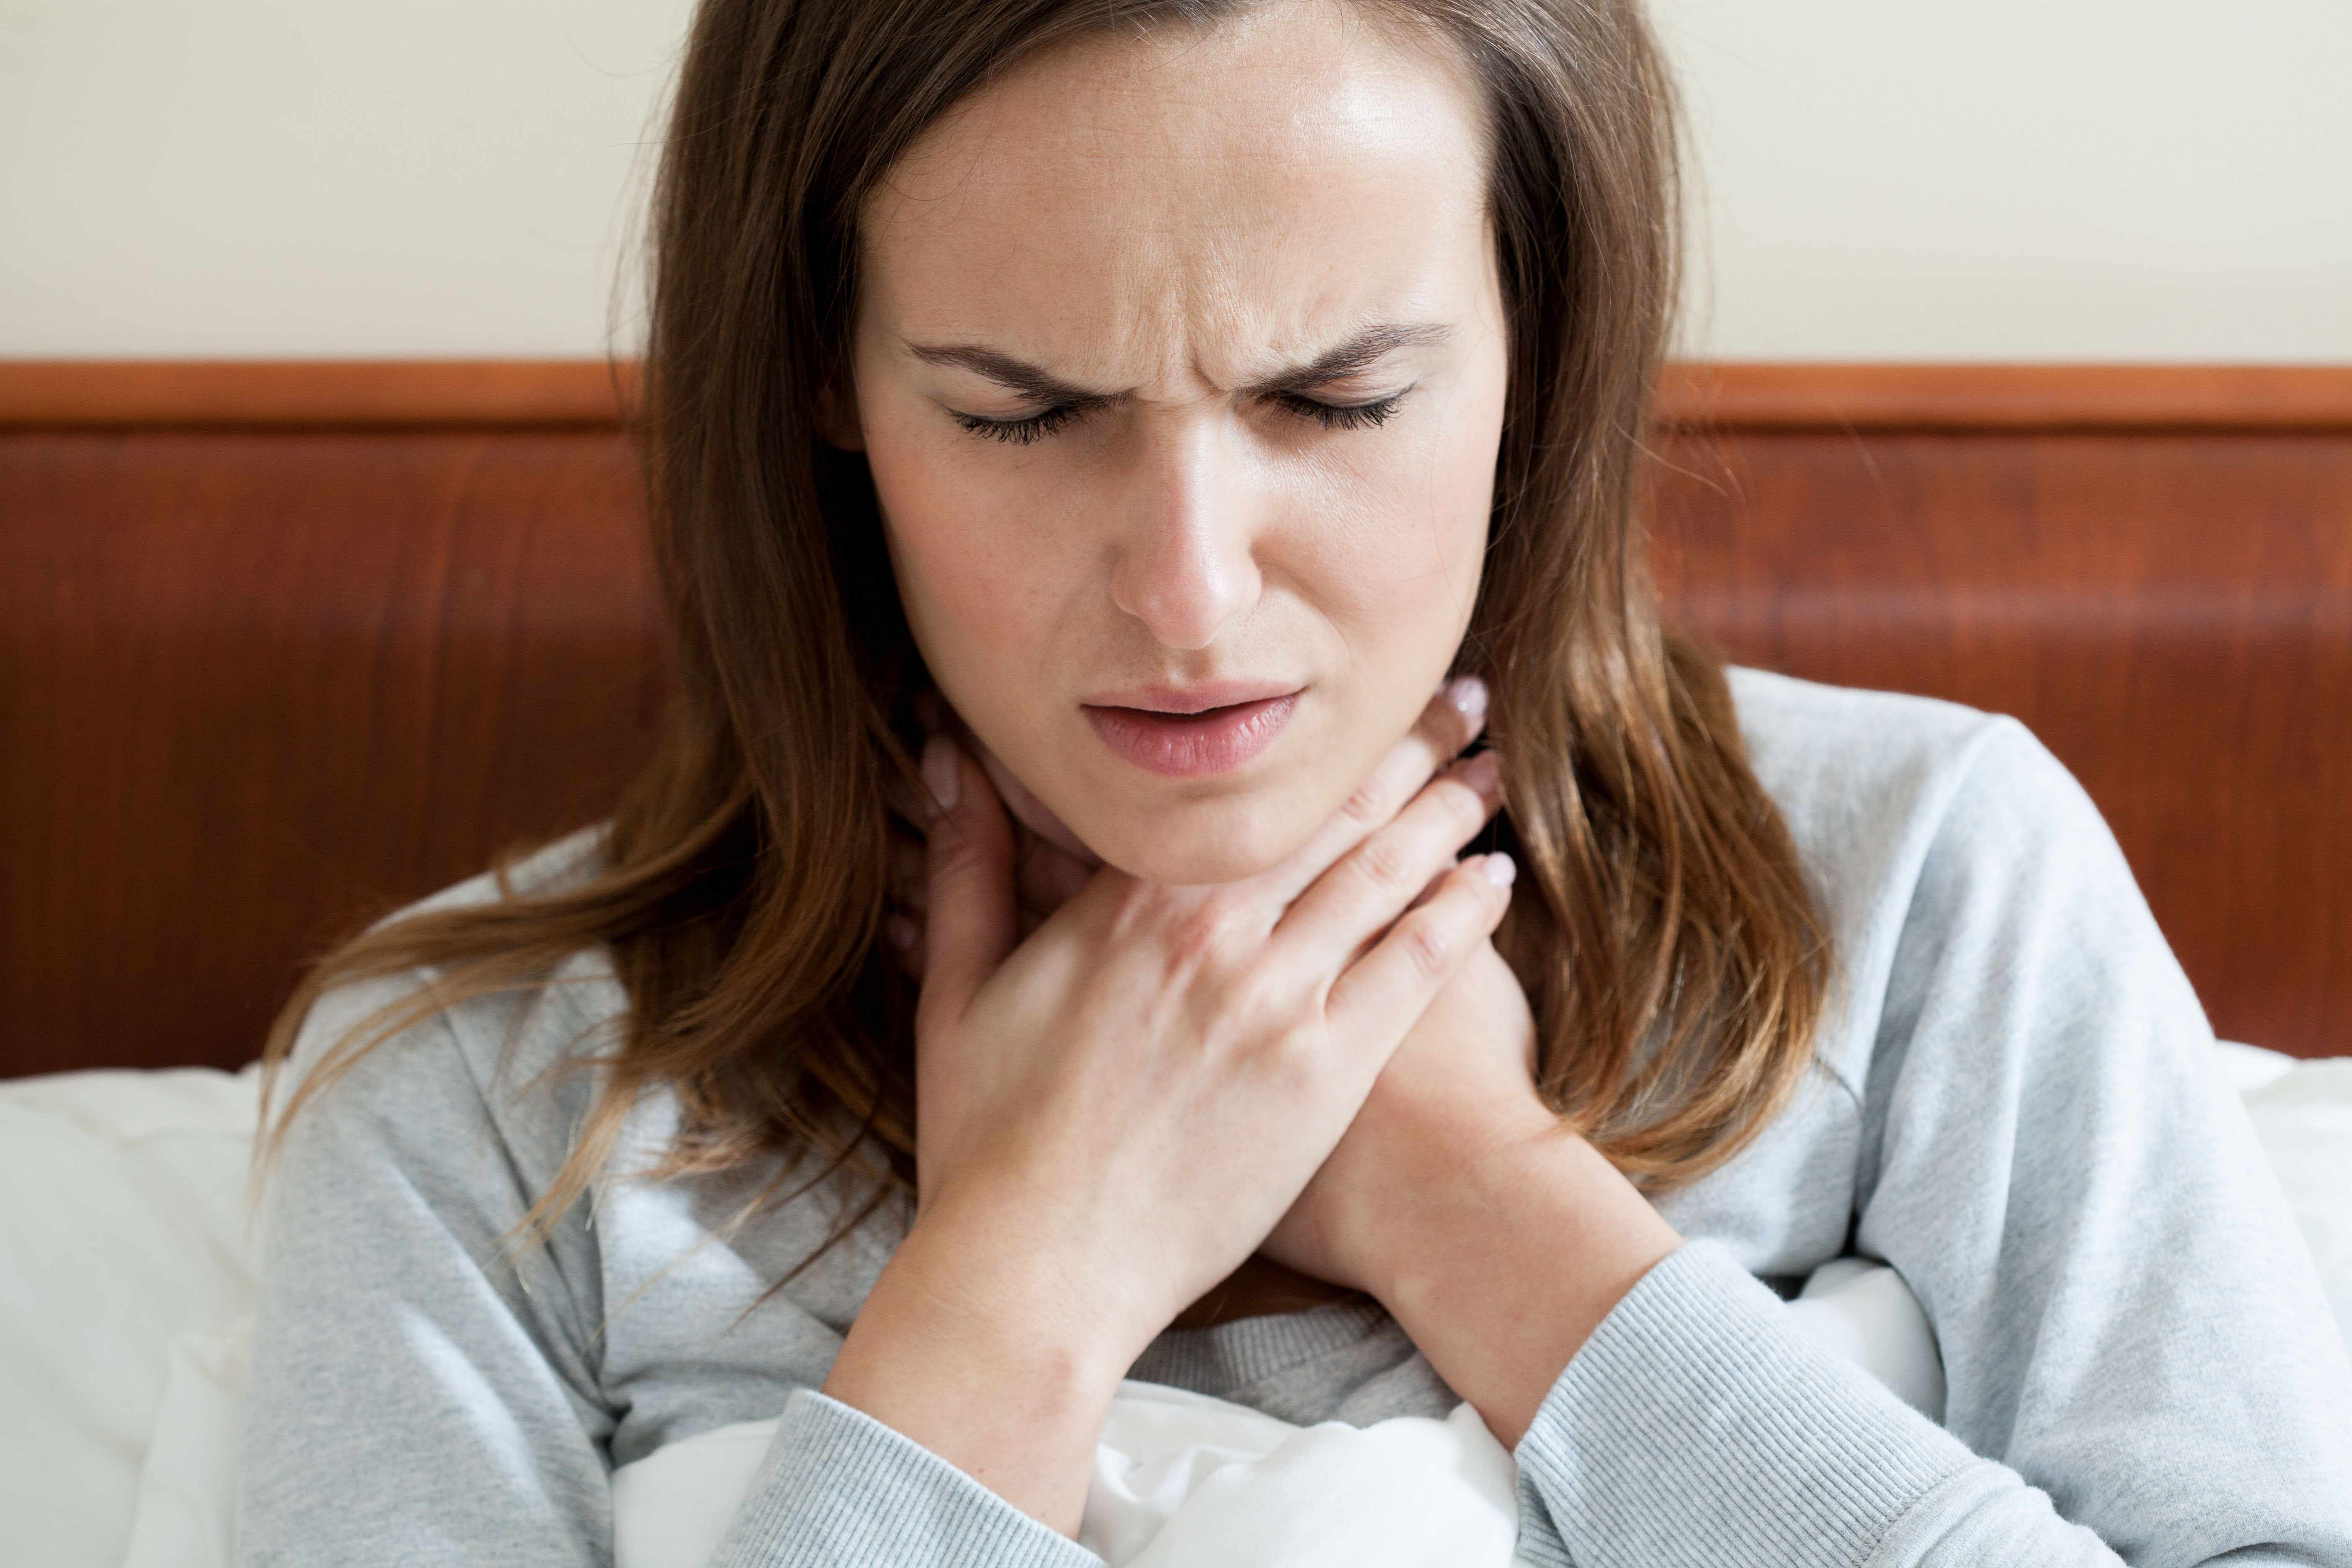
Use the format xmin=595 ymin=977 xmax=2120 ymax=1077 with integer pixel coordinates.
xmin=819 ymin=1213 xmax=1133 ymax=1537
xmin=1359 ymin=1122 xmax=1681 ymax=1448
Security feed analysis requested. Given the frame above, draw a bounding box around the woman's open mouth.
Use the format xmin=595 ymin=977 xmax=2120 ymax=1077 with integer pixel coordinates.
xmin=1081 ymin=691 xmax=1301 ymax=778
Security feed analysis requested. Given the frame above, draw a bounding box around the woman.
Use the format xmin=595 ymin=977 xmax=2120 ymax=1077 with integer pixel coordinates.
xmin=237 ymin=0 xmax=2352 ymax=1562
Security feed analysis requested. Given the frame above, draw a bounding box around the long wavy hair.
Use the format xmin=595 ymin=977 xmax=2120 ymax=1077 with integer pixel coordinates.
xmin=255 ymin=0 xmax=1832 ymax=1271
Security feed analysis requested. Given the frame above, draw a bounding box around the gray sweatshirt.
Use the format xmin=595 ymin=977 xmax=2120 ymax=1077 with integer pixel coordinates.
xmin=235 ymin=668 xmax=2352 ymax=1566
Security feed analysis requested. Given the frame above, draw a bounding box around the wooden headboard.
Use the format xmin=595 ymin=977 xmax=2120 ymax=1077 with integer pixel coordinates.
xmin=3 ymin=361 xmax=2347 ymax=1075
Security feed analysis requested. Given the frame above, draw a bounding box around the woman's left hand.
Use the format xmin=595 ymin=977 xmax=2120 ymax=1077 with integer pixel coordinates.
xmin=1257 ymin=927 xmax=1552 ymax=1294
xmin=1261 ymin=874 xmax=1685 ymax=1449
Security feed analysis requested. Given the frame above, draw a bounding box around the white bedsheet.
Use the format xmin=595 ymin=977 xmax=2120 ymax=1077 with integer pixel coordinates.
xmin=603 ymin=1259 xmax=1940 ymax=1568
xmin=611 ymin=1381 xmax=1526 ymax=1568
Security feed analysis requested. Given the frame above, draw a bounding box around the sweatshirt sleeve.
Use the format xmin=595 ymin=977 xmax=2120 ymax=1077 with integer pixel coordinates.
xmin=1505 ymin=717 xmax=2352 ymax=1568
xmin=235 ymin=975 xmax=1101 ymax=1568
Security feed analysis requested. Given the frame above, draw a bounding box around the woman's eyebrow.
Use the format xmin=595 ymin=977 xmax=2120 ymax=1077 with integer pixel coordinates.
xmin=906 ymin=344 xmax=1095 ymax=404
xmin=1252 ymin=322 xmax=1453 ymax=395
xmin=905 ymin=321 xmax=1453 ymax=402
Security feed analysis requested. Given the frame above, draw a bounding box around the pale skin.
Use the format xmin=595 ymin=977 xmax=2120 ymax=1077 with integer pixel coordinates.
xmin=815 ymin=0 xmax=1681 ymax=1538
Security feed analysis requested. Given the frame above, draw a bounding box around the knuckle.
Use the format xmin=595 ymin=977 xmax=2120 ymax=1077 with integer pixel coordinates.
xmin=1350 ymin=832 xmax=1418 ymax=897
xmin=1166 ymin=891 xmax=1248 ymax=967
xmin=1446 ymin=773 xmax=1493 ymax=831
xmin=928 ymin=835 xmax=984 ymax=882
xmin=1222 ymin=962 xmax=1293 ymax=1035
xmin=1104 ymin=877 xmax=1169 ymax=940
xmin=1246 ymin=1000 xmax=1327 ymax=1077
xmin=1338 ymin=775 xmax=1390 ymax=829
xmin=1168 ymin=908 xmax=1223 ymax=967
xmin=1263 ymin=1032 xmax=1326 ymax=1091
xmin=1398 ymin=907 xmax=1459 ymax=982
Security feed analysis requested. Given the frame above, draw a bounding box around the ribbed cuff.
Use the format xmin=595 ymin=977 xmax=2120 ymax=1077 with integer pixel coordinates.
xmin=1511 ymin=1240 xmax=1977 ymax=1568
xmin=713 ymin=1386 xmax=1104 ymax=1568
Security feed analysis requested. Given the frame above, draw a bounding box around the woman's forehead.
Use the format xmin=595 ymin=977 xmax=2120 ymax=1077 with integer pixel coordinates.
xmin=858 ymin=2 xmax=1492 ymax=389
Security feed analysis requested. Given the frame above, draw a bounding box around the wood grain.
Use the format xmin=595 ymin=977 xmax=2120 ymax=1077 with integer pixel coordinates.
xmin=0 ymin=360 xmax=636 ymax=429
xmin=1656 ymin=362 xmax=2352 ymax=432
xmin=1653 ymin=426 xmax=2352 ymax=1059
xmin=0 ymin=430 xmax=666 ymax=1073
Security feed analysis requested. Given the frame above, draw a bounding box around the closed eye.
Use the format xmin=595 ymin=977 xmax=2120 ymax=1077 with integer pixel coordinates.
xmin=952 ymin=387 xmax=1414 ymax=446
xmin=1275 ymin=390 xmax=1409 ymax=431
xmin=951 ymin=403 xmax=1091 ymax=446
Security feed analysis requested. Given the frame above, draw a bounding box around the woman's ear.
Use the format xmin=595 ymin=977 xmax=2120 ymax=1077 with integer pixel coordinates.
xmin=814 ymin=370 xmax=867 ymax=451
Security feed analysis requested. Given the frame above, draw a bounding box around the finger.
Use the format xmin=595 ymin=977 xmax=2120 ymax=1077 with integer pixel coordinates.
xmin=1407 ymin=857 xmax=1458 ymax=913
xmin=1274 ymin=750 xmax=1504 ymax=970
xmin=884 ymin=910 xmax=926 ymax=983
xmin=882 ymin=765 xmax=934 ymax=832
xmin=918 ymin=738 xmax=1017 ymax=1029
xmin=885 ymin=792 xmax=1092 ymax=934
xmin=957 ymin=719 xmax=1104 ymax=872
xmin=888 ymin=830 xmax=928 ymax=916
xmin=892 ymin=857 xmax=1071 ymax=982
xmin=1325 ymin=854 xmax=1516 ymax=1048
xmin=1253 ymin=675 xmax=1487 ymax=908
xmin=900 ymin=800 xmax=1093 ymax=926
xmin=1333 ymin=856 xmax=1458 ymax=972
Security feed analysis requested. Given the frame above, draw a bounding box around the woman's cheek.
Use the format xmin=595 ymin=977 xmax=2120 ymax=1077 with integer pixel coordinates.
xmin=871 ymin=437 xmax=1063 ymax=673
xmin=1305 ymin=438 xmax=1488 ymax=659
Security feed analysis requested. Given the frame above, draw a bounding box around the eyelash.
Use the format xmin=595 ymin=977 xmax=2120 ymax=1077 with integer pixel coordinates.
xmin=952 ymin=390 xmax=1409 ymax=446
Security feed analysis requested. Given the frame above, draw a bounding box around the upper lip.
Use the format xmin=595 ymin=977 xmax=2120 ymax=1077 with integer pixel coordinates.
xmin=1082 ymin=680 xmax=1303 ymax=715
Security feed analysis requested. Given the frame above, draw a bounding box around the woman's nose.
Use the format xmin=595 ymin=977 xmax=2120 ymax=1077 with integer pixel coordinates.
xmin=1106 ymin=415 xmax=1264 ymax=651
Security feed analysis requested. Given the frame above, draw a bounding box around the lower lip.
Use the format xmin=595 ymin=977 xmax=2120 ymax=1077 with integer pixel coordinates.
xmin=1083 ymin=693 xmax=1301 ymax=778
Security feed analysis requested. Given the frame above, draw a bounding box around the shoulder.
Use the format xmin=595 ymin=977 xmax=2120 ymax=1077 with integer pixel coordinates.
xmin=1722 ymin=668 xmax=2143 ymax=1091
xmin=364 ymin=820 xmax=615 ymax=928
xmin=1726 ymin=663 xmax=2117 ymax=888
xmin=1725 ymin=665 xmax=2091 ymax=848
xmin=277 ymin=823 xmax=631 ymax=1194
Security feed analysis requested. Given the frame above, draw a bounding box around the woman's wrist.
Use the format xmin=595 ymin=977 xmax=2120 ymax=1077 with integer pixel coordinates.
xmin=821 ymin=1211 xmax=1135 ymax=1536
xmin=1360 ymin=1122 xmax=1682 ymax=1449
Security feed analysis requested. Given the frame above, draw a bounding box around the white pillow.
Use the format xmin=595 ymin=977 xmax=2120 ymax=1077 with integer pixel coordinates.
xmin=2242 ymin=1057 xmax=2352 ymax=1340
xmin=2215 ymin=1036 xmax=2302 ymax=1093
xmin=0 ymin=1065 xmax=264 ymax=1568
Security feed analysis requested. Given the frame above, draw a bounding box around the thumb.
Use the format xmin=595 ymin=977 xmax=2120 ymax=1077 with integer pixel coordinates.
xmin=918 ymin=736 xmax=1017 ymax=1028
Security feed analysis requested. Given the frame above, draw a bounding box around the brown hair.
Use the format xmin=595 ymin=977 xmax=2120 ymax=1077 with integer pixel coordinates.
xmin=255 ymin=0 xmax=1831 ymax=1267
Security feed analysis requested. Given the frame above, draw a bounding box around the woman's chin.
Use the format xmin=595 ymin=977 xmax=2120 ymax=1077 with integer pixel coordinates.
xmin=1082 ymin=809 xmax=1310 ymax=889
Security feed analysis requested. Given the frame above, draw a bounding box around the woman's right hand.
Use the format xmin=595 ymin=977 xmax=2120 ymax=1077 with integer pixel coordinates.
xmin=822 ymin=678 xmax=1509 ymax=1533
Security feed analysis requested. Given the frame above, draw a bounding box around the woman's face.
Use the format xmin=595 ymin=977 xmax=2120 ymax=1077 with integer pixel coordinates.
xmin=842 ymin=0 xmax=1509 ymax=885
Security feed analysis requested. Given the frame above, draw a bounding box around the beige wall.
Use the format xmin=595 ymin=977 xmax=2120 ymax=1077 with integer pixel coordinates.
xmin=3 ymin=0 xmax=2346 ymax=360
xmin=1660 ymin=0 xmax=2352 ymax=361
xmin=0 ymin=0 xmax=683 ymax=357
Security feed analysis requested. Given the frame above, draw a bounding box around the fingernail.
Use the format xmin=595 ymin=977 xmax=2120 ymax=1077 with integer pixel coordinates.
xmin=1481 ymin=852 xmax=1517 ymax=889
xmin=921 ymin=737 xmax=960 ymax=816
xmin=1444 ymin=675 xmax=1488 ymax=727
